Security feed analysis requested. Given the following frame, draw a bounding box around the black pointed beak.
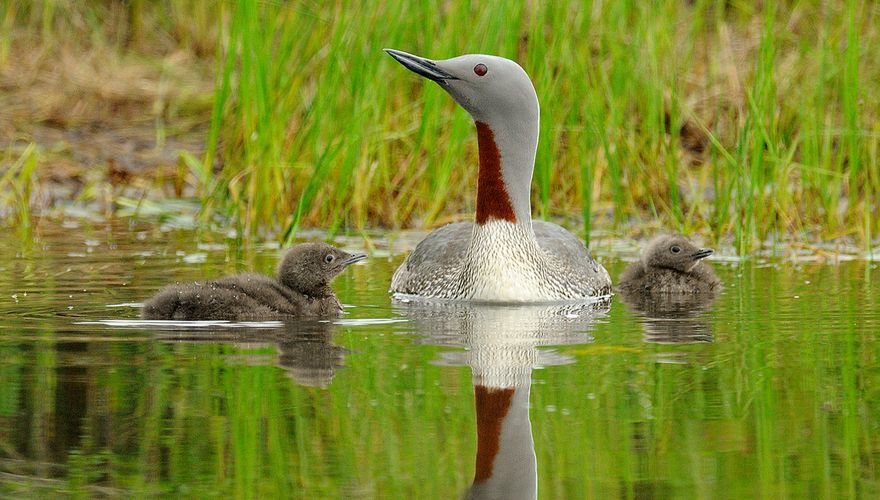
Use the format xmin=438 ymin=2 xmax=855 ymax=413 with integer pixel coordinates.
xmin=384 ymin=48 xmax=458 ymax=82
xmin=690 ymin=248 xmax=714 ymax=260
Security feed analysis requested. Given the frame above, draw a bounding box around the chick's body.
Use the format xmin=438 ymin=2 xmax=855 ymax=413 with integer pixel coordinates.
xmin=618 ymin=235 xmax=721 ymax=295
xmin=142 ymin=243 xmax=363 ymax=320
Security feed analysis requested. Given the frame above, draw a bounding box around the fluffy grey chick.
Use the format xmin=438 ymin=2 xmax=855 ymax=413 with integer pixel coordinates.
xmin=617 ymin=234 xmax=721 ymax=294
xmin=141 ymin=243 xmax=365 ymax=320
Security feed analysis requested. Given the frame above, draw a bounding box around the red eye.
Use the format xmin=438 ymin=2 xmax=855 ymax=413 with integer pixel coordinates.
xmin=473 ymin=64 xmax=488 ymax=76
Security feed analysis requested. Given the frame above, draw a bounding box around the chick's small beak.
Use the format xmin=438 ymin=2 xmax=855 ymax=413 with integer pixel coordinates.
xmin=384 ymin=48 xmax=458 ymax=82
xmin=340 ymin=253 xmax=367 ymax=267
xmin=690 ymin=248 xmax=714 ymax=260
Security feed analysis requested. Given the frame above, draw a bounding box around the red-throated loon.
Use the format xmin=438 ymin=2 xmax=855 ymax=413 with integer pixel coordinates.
xmin=385 ymin=49 xmax=611 ymax=303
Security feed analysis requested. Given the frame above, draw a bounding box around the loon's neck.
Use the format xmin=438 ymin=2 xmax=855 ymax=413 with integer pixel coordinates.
xmin=474 ymin=118 xmax=537 ymax=227
xmin=459 ymin=119 xmax=576 ymax=302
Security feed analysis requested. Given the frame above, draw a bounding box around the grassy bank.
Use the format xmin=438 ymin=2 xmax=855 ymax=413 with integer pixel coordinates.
xmin=2 ymin=1 xmax=878 ymax=253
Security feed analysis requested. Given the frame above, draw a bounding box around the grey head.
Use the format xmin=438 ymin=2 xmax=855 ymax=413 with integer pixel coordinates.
xmin=383 ymin=49 xmax=538 ymax=127
xmin=384 ymin=48 xmax=540 ymax=224
xmin=642 ymin=234 xmax=714 ymax=274
xmin=277 ymin=242 xmax=366 ymax=296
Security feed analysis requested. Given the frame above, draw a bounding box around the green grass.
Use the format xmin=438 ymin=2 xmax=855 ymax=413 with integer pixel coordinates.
xmin=3 ymin=1 xmax=879 ymax=253
xmin=0 ymin=143 xmax=37 ymax=228
xmin=196 ymin=0 xmax=880 ymax=250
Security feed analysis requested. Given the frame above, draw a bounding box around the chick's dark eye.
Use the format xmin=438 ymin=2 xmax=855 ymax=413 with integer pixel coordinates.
xmin=324 ymin=254 xmax=335 ymax=263
xmin=473 ymin=63 xmax=488 ymax=76
xmin=670 ymin=246 xmax=681 ymax=254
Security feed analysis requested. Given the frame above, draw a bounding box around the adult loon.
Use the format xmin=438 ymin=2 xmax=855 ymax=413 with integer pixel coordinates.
xmin=385 ymin=49 xmax=611 ymax=302
xmin=141 ymin=243 xmax=365 ymax=320
xmin=617 ymin=234 xmax=721 ymax=294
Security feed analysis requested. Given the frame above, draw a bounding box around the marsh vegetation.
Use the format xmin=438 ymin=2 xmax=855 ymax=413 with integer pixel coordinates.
xmin=1 ymin=1 xmax=877 ymax=254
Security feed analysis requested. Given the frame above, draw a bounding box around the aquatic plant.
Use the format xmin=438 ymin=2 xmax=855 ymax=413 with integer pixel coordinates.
xmin=205 ymin=0 xmax=880 ymax=252
xmin=2 ymin=1 xmax=878 ymax=253
xmin=0 ymin=143 xmax=38 ymax=228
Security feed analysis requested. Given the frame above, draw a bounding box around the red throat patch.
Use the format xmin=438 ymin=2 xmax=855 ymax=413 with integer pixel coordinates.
xmin=475 ymin=122 xmax=516 ymax=224
xmin=473 ymin=385 xmax=515 ymax=482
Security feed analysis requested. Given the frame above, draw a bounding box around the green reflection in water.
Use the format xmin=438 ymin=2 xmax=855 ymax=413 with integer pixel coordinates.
xmin=0 ymin=223 xmax=877 ymax=498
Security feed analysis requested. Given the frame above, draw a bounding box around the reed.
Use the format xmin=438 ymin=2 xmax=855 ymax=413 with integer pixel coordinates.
xmin=0 ymin=143 xmax=38 ymax=228
xmin=2 ymin=1 xmax=878 ymax=253
xmin=200 ymin=0 xmax=878 ymax=251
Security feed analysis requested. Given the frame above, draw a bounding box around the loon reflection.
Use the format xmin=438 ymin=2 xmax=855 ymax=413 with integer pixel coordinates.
xmin=396 ymin=299 xmax=610 ymax=499
xmin=158 ymin=320 xmax=348 ymax=388
xmin=617 ymin=288 xmax=720 ymax=345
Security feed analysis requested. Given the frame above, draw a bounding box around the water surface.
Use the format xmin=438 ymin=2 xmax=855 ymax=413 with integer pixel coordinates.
xmin=0 ymin=222 xmax=878 ymax=498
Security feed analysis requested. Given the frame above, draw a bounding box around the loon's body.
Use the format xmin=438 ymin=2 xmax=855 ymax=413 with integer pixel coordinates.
xmin=142 ymin=243 xmax=365 ymax=320
xmin=391 ymin=220 xmax=608 ymax=302
xmin=385 ymin=49 xmax=610 ymax=302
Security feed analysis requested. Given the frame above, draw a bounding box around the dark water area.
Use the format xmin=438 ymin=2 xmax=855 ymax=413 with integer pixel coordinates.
xmin=0 ymin=221 xmax=878 ymax=498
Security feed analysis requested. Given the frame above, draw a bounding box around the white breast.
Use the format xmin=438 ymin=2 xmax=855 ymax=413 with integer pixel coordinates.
xmin=459 ymin=221 xmax=558 ymax=302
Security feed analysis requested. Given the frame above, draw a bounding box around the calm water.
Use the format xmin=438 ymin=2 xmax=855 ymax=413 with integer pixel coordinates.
xmin=0 ymin=221 xmax=878 ymax=498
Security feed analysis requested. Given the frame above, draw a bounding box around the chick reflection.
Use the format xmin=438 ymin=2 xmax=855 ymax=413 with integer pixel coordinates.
xmin=158 ymin=321 xmax=347 ymax=388
xmin=396 ymin=299 xmax=609 ymax=500
xmin=275 ymin=324 xmax=347 ymax=388
xmin=617 ymin=289 xmax=720 ymax=344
